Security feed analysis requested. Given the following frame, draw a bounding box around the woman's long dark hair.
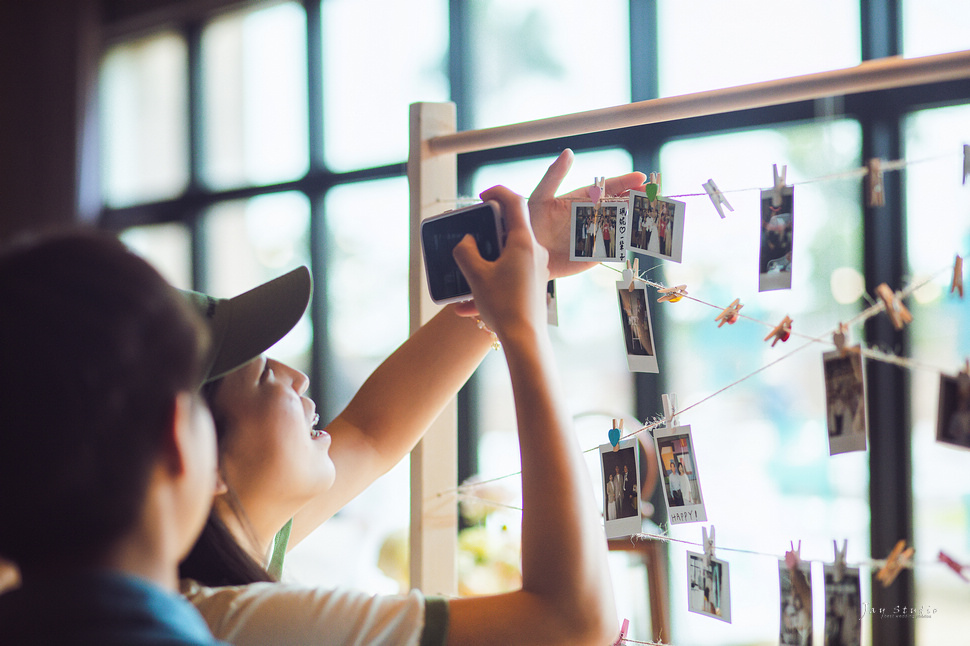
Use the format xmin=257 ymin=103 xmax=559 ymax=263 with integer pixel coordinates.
xmin=179 ymin=378 xmax=276 ymax=586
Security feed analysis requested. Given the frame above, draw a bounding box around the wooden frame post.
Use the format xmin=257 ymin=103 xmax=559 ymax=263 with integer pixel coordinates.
xmin=407 ymin=102 xmax=458 ymax=595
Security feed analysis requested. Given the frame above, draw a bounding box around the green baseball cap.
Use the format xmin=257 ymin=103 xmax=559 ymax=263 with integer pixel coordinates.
xmin=181 ymin=266 xmax=312 ymax=384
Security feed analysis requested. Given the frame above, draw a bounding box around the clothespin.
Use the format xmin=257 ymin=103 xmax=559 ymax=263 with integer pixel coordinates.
xmin=588 ymin=176 xmax=606 ymax=209
xmin=612 ymin=618 xmax=630 ymax=646
xmin=662 ymin=393 xmax=679 ymax=428
xmin=702 ymin=525 xmax=716 ymax=569
xmin=645 ymin=172 xmax=662 ymax=201
xmin=765 ymin=315 xmax=793 ymax=347
xmin=832 ymin=539 xmax=848 ymax=582
xmin=771 ymin=164 xmax=788 ymax=207
xmin=866 ymin=158 xmax=885 ymax=207
xmin=657 ymin=284 xmax=688 ymax=303
xmin=715 ymin=298 xmax=743 ymax=327
xmin=833 ymin=323 xmax=848 ymax=356
xmin=702 ymin=178 xmax=734 ymax=219
xmin=874 ymin=283 xmax=913 ymax=330
xmin=938 ymin=551 xmax=970 ymax=583
xmin=623 ymin=259 xmax=640 ymax=292
xmin=962 ymin=144 xmax=969 ymax=185
xmin=876 ymin=540 xmax=914 ymax=588
xmin=951 ymin=254 xmax=964 ymax=298
xmin=785 ymin=540 xmax=803 ymax=570
xmin=609 ymin=419 xmax=623 ymax=452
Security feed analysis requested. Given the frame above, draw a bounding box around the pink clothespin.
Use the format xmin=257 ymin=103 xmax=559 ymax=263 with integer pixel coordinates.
xmin=662 ymin=393 xmax=679 ymax=428
xmin=785 ymin=540 xmax=803 ymax=570
xmin=876 ymin=540 xmax=914 ymax=588
xmin=612 ymin=618 xmax=630 ymax=646
xmin=657 ymin=284 xmax=688 ymax=303
xmin=765 ymin=315 xmax=793 ymax=347
xmin=703 ymin=178 xmax=734 ymax=219
xmin=702 ymin=526 xmax=716 ymax=569
xmin=962 ymin=144 xmax=969 ymax=185
xmin=875 ymin=283 xmax=913 ymax=330
xmin=832 ymin=539 xmax=848 ymax=583
xmin=771 ymin=164 xmax=789 ymax=207
xmin=938 ymin=551 xmax=969 ymax=583
xmin=715 ymin=298 xmax=743 ymax=327
xmin=951 ymin=255 xmax=964 ymax=298
xmin=866 ymin=158 xmax=885 ymax=207
xmin=588 ymin=177 xmax=606 ymax=209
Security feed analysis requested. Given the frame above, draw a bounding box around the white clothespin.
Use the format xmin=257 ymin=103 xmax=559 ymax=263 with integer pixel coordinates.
xmin=765 ymin=315 xmax=793 ymax=347
xmin=612 ymin=618 xmax=630 ymax=646
xmin=662 ymin=393 xmax=679 ymax=428
xmin=833 ymin=539 xmax=848 ymax=582
xmin=657 ymin=284 xmax=688 ymax=303
xmin=702 ymin=178 xmax=734 ymax=219
xmin=715 ymin=298 xmax=743 ymax=327
xmin=771 ymin=164 xmax=788 ymax=207
xmin=866 ymin=158 xmax=885 ymax=207
xmin=874 ymin=283 xmax=913 ymax=330
xmin=833 ymin=322 xmax=848 ymax=357
xmin=877 ymin=539 xmax=914 ymax=588
xmin=702 ymin=526 xmax=716 ymax=569
xmin=962 ymin=144 xmax=969 ymax=185
xmin=938 ymin=551 xmax=970 ymax=583
xmin=952 ymin=254 xmax=964 ymax=298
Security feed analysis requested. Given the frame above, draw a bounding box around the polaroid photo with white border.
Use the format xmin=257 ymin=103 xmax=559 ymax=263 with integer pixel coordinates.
xmin=758 ymin=186 xmax=795 ymax=292
xmin=627 ymin=191 xmax=686 ymax=263
xmin=687 ymin=550 xmax=732 ymax=623
xmin=779 ymin=561 xmax=813 ymax=646
xmin=937 ymin=372 xmax=970 ymax=450
xmin=569 ymin=202 xmax=627 ymax=263
xmin=599 ymin=437 xmax=642 ymax=539
xmin=823 ymin=564 xmax=862 ymax=646
xmin=823 ymin=349 xmax=868 ymax=455
xmin=653 ymin=424 xmax=706 ymax=525
xmin=616 ymin=278 xmax=659 ymax=373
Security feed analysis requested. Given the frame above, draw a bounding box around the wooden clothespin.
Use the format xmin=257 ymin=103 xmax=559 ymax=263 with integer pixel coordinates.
xmin=833 ymin=539 xmax=849 ymax=582
xmin=962 ymin=144 xmax=969 ymax=185
xmin=702 ymin=525 xmax=716 ymax=569
xmin=662 ymin=393 xmax=679 ymax=428
xmin=703 ymin=178 xmax=734 ymax=219
xmin=609 ymin=419 xmax=623 ymax=452
xmin=623 ymin=259 xmax=640 ymax=292
xmin=866 ymin=158 xmax=885 ymax=207
xmin=785 ymin=540 xmax=803 ymax=570
xmin=875 ymin=283 xmax=913 ymax=330
xmin=771 ymin=164 xmax=788 ymax=207
xmin=612 ymin=618 xmax=630 ymax=646
xmin=657 ymin=284 xmax=688 ymax=303
xmin=833 ymin=323 xmax=849 ymax=356
xmin=951 ymin=254 xmax=964 ymax=298
xmin=765 ymin=315 xmax=793 ymax=347
xmin=938 ymin=551 xmax=969 ymax=583
xmin=645 ymin=172 xmax=662 ymax=201
xmin=876 ymin=539 xmax=914 ymax=588
xmin=715 ymin=298 xmax=743 ymax=327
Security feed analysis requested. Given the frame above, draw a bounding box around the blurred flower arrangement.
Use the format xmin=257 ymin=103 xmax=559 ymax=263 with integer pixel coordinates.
xmin=376 ymin=476 xmax=523 ymax=596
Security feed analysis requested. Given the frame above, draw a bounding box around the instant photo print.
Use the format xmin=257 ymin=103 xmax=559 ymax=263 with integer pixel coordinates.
xmin=628 ymin=191 xmax=686 ymax=263
xmin=653 ymin=424 xmax=706 ymax=525
xmin=687 ymin=551 xmax=731 ymax=623
xmin=823 ymin=564 xmax=862 ymax=646
xmin=758 ymin=186 xmax=794 ymax=292
xmin=599 ymin=437 xmax=642 ymax=539
xmin=823 ymin=349 xmax=868 ymax=455
xmin=421 ymin=201 xmax=505 ymax=304
xmin=937 ymin=372 xmax=970 ymax=449
xmin=616 ymin=279 xmax=659 ymax=373
xmin=779 ymin=561 xmax=813 ymax=646
xmin=570 ymin=201 xmax=628 ymax=263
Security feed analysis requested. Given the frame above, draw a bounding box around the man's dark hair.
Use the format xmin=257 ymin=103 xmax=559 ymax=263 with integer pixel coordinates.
xmin=0 ymin=230 xmax=208 ymax=573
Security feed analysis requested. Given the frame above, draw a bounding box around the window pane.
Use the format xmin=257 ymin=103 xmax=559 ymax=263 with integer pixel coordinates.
xmin=201 ymin=2 xmax=309 ymax=189
xmin=658 ymin=0 xmax=860 ymax=96
xmin=904 ymin=103 xmax=970 ymax=645
xmin=903 ymin=0 xmax=970 ymax=57
xmin=100 ymin=32 xmax=188 ymax=207
xmin=659 ymin=120 xmax=866 ymax=645
xmin=119 ymin=222 xmax=193 ymax=290
xmin=321 ymin=0 xmax=449 ymax=171
xmin=201 ymin=191 xmax=312 ymax=372
xmin=467 ymin=0 xmax=630 ymax=129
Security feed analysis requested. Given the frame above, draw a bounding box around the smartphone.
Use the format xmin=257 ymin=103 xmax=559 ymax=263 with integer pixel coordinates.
xmin=421 ymin=200 xmax=505 ymax=304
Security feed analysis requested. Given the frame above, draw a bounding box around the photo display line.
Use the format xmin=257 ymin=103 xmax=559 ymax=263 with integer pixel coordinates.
xmin=442 ymin=253 xmax=965 ymax=500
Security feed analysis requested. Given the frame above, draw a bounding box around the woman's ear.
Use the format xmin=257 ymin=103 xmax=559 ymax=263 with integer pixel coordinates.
xmin=215 ymin=472 xmax=229 ymax=496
